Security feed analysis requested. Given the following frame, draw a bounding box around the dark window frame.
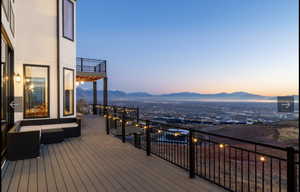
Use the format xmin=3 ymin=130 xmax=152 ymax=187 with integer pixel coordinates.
xmin=62 ymin=0 xmax=74 ymax=41
xmin=23 ymin=64 xmax=50 ymax=119
xmin=63 ymin=67 xmax=75 ymax=116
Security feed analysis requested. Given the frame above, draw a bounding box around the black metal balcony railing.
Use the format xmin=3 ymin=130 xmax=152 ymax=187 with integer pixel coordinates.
xmin=76 ymin=57 xmax=106 ymax=73
xmin=94 ymin=104 xmax=299 ymax=192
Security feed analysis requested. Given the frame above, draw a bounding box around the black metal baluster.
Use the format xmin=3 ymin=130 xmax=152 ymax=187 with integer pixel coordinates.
xmin=262 ymin=158 xmax=265 ymax=192
xmin=164 ymin=132 xmax=167 ymax=160
xmin=255 ymin=145 xmax=257 ymax=192
xmin=213 ymin=143 xmax=216 ymax=182
xmin=189 ymin=130 xmax=195 ymax=178
xmin=219 ymin=144 xmax=221 ymax=184
xmin=223 ymin=145 xmax=226 ymax=186
xmin=229 ymin=147 xmax=232 ymax=189
xmin=241 ymin=150 xmax=244 ymax=192
xmin=195 ymin=142 xmax=197 ymax=173
xmin=167 ymin=131 xmax=170 ymax=161
xmin=209 ymin=138 xmax=211 ymax=179
xmin=248 ymin=151 xmax=250 ymax=192
xmin=159 ymin=130 xmax=161 ymax=157
xmin=121 ymin=113 xmax=125 ymax=143
xmin=204 ymin=140 xmax=207 ymax=177
xmin=146 ymin=120 xmax=151 ymax=156
xmin=235 ymin=149 xmax=237 ymax=192
xmin=270 ymin=158 xmax=272 ymax=192
xmin=199 ymin=140 xmax=202 ymax=176
xmin=279 ymin=160 xmax=281 ymax=192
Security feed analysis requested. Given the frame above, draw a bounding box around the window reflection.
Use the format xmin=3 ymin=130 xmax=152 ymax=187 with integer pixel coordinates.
xmin=1 ymin=38 xmax=7 ymax=122
xmin=64 ymin=68 xmax=74 ymax=116
xmin=63 ymin=0 xmax=74 ymax=40
xmin=24 ymin=66 xmax=49 ymax=118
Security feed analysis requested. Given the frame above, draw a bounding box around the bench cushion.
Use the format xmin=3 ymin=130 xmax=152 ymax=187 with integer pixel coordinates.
xmin=41 ymin=128 xmax=64 ymax=144
xmin=20 ymin=123 xmax=79 ymax=132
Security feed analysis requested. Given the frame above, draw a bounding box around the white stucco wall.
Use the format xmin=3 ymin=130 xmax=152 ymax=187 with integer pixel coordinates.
xmin=59 ymin=0 xmax=77 ymax=118
xmin=15 ymin=0 xmax=58 ymax=121
xmin=14 ymin=0 xmax=76 ymax=121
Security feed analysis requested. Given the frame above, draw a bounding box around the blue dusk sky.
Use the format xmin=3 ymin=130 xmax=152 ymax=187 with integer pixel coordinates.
xmin=77 ymin=0 xmax=299 ymax=96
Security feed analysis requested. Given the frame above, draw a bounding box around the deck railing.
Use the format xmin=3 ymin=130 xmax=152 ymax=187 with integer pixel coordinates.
xmin=76 ymin=57 xmax=106 ymax=73
xmin=95 ymin=104 xmax=299 ymax=192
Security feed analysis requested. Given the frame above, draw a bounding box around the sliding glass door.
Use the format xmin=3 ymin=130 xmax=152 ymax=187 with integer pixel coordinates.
xmin=24 ymin=65 xmax=49 ymax=119
xmin=1 ymin=37 xmax=14 ymax=162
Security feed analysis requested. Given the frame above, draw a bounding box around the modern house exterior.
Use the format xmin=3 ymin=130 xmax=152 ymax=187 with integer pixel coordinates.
xmin=1 ymin=1 xmax=298 ymax=192
xmin=1 ymin=0 xmax=79 ymax=162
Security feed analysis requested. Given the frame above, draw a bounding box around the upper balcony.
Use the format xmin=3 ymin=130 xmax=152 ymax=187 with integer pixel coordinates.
xmin=76 ymin=57 xmax=107 ymax=82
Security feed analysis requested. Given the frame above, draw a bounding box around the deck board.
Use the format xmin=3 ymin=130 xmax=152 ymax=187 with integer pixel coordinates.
xmin=18 ymin=159 xmax=30 ymax=192
xmin=8 ymin=160 xmax=23 ymax=192
xmin=1 ymin=116 xmax=225 ymax=192
xmin=54 ymin=143 xmax=88 ymax=192
xmin=1 ymin=161 xmax=16 ymax=192
xmin=28 ymin=158 xmax=37 ymax=192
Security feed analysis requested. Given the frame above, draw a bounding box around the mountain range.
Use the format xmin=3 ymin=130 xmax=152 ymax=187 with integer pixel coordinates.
xmin=77 ymin=87 xmax=299 ymax=101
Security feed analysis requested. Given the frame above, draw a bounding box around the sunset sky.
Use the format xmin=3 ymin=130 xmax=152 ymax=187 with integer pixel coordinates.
xmin=77 ymin=0 xmax=299 ymax=96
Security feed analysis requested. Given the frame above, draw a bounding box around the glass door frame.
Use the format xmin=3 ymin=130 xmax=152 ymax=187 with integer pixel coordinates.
xmin=1 ymin=40 xmax=14 ymax=163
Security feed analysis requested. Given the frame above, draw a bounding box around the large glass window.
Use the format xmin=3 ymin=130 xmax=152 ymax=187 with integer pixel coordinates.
xmin=63 ymin=0 xmax=74 ymax=40
xmin=24 ymin=65 xmax=49 ymax=119
xmin=1 ymin=39 xmax=7 ymax=122
xmin=63 ymin=68 xmax=74 ymax=116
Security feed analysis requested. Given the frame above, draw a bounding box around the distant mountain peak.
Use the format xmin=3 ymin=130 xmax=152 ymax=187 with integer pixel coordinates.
xmin=76 ymin=87 xmax=298 ymax=102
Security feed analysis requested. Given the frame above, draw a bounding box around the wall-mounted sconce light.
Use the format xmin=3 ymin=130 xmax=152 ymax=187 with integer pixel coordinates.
xmin=14 ymin=73 xmax=21 ymax=83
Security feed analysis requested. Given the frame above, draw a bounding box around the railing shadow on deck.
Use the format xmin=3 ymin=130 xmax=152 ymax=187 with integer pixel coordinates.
xmin=92 ymin=104 xmax=299 ymax=192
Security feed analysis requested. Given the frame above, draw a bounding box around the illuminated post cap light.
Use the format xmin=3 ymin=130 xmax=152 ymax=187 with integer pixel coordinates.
xmin=157 ymin=130 xmax=162 ymax=133
xmin=219 ymin=144 xmax=225 ymax=148
xmin=192 ymin=138 xmax=198 ymax=143
xmin=260 ymin=156 xmax=266 ymax=162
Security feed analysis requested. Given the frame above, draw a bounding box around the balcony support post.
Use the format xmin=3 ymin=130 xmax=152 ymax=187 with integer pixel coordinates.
xmin=136 ymin=108 xmax=139 ymax=123
xmin=287 ymin=147 xmax=296 ymax=192
xmin=113 ymin=106 xmax=117 ymax=129
xmin=122 ymin=112 xmax=126 ymax=143
xmin=103 ymin=77 xmax=109 ymax=134
xmin=93 ymin=80 xmax=97 ymax=115
xmin=189 ymin=129 xmax=195 ymax=178
xmin=146 ymin=120 xmax=151 ymax=156
xmin=103 ymin=77 xmax=108 ymax=107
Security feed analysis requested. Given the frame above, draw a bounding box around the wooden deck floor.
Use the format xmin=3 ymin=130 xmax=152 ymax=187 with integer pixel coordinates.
xmin=1 ymin=116 xmax=225 ymax=192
